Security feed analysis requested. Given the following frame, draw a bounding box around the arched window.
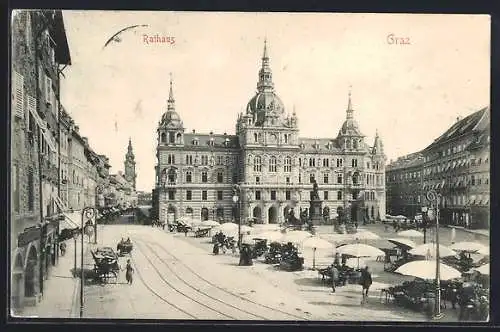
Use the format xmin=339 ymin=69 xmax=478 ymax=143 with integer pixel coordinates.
xmin=169 ymin=132 xmax=175 ymax=144
xmin=309 ymin=158 xmax=315 ymax=167
xmin=269 ymin=156 xmax=277 ymax=172
xmin=161 ymin=132 xmax=166 ymax=143
xmin=254 ymin=156 xmax=262 ymax=172
xmin=353 ymin=139 xmax=358 ymax=149
xmin=167 ymin=169 xmax=176 ymax=183
xmin=176 ymin=133 xmax=182 ymax=143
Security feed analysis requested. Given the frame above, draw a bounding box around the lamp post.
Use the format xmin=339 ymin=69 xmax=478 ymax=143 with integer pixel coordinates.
xmin=426 ymin=189 xmax=443 ymax=320
xmin=232 ymin=184 xmax=241 ymax=248
xmin=73 ymin=230 xmax=79 ymax=275
xmin=80 ymin=206 xmax=96 ymax=318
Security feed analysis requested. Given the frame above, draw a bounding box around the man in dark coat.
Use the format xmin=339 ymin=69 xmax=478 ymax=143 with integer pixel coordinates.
xmin=360 ymin=266 xmax=373 ymax=304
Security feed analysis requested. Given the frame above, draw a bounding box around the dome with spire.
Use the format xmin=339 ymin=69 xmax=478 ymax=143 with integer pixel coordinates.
xmin=159 ymin=74 xmax=183 ymax=128
xmin=245 ymin=39 xmax=287 ymax=126
xmin=338 ymin=89 xmax=364 ymax=137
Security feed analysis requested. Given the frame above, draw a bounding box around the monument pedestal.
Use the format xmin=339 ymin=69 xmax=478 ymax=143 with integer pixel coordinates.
xmin=309 ymin=199 xmax=323 ymax=225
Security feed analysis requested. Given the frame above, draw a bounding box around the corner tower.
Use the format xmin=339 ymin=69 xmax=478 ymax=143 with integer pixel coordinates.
xmin=124 ymin=137 xmax=137 ymax=190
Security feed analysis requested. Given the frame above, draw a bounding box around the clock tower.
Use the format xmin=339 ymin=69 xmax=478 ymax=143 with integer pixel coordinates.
xmin=124 ymin=137 xmax=137 ymax=190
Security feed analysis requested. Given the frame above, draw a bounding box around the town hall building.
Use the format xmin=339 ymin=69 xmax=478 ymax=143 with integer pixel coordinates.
xmin=153 ymin=41 xmax=386 ymax=225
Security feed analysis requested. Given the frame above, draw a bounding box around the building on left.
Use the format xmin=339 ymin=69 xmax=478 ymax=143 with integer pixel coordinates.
xmin=10 ymin=10 xmax=134 ymax=314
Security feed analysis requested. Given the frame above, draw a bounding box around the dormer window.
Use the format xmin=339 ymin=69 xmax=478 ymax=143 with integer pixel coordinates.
xmin=193 ymin=138 xmax=199 ymax=146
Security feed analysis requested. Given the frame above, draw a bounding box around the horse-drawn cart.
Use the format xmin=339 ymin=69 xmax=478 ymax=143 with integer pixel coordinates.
xmin=117 ymin=239 xmax=133 ymax=256
xmin=91 ymin=247 xmax=120 ymax=283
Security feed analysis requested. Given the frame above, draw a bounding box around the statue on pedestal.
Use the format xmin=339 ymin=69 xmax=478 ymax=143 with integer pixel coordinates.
xmin=311 ymin=179 xmax=320 ymax=201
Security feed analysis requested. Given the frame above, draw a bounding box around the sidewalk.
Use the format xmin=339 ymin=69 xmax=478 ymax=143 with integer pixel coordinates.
xmin=446 ymin=225 xmax=489 ymax=238
xmin=20 ymin=239 xmax=90 ymax=318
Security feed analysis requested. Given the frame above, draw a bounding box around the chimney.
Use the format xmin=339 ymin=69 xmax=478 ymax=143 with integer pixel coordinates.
xmin=210 ymin=131 xmax=213 ymax=135
xmin=192 ymin=129 xmax=195 ymax=133
xmin=223 ymin=132 xmax=227 ymax=136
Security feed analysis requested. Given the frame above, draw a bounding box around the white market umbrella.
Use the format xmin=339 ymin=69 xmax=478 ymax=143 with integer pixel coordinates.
xmin=395 ymin=260 xmax=461 ymax=281
xmin=449 ymin=242 xmax=489 ymax=254
xmin=213 ymin=222 xmax=239 ymax=233
xmin=253 ymin=231 xmax=283 ymax=242
xmin=336 ymin=243 xmax=385 ymax=258
xmin=388 ymin=238 xmax=417 ymax=250
xmin=281 ymin=231 xmax=313 ymax=244
xmin=200 ymin=220 xmax=220 ymax=227
xmin=409 ymin=243 xmax=456 ymax=258
xmin=474 ymin=263 xmax=490 ymax=275
xmin=302 ymin=236 xmax=334 ymax=269
xmin=351 ymin=231 xmax=380 ymax=241
xmin=397 ymin=230 xmax=424 ymax=238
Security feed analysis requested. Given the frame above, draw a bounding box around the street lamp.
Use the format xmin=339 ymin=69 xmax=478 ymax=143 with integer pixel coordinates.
xmin=232 ymin=184 xmax=241 ymax=248
xmin=426 ymin=189 xmax=443 ymax=320
xmin=80 ymin=206 xmax=96 ymax=318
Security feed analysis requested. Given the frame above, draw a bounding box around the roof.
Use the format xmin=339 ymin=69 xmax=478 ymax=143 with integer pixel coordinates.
xmin=425 ymin=107 xmax=489 ymax=150
xmin=183 ymin=133 xmax=240 ymax=149
xmin=298 ymin=137 xmax=371 ymax=154
xmin=52 ymin=11 xmax=71 ymax=65
xmin=386 ymin=153 xmax=425 ymax=171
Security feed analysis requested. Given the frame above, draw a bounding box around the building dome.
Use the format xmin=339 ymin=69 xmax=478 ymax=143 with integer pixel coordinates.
xmin=340 ymin=118 xmax=362 ymax=136
xmin=160 ymin=110 xmax=182 ymax=127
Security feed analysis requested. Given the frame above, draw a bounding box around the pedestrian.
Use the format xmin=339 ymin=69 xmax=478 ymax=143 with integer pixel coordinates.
xmin=59 ymin=242 xmax=67 ymax=256
xmin=331 ymin=263 xmax=339 ymax=293
xmin=354 ymin=221 xmax=358 ymax=230
xmin=360 ymin=266 xmax=372 ymax=305
xmin=125 ymin=259 xmax=134 ymax=285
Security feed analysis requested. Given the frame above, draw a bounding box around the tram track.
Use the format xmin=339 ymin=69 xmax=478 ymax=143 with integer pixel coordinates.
xmin=137 ymin=239 xmax=268 ymax=320
xmin=133 ymin=240 xmax=238 ymax=320
xmin=141 ymin=236 xmax=310 ymax=321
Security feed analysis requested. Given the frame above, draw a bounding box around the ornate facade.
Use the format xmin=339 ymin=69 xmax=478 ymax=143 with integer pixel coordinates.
xmin=154 ymin=41 xmax=386 ymax=225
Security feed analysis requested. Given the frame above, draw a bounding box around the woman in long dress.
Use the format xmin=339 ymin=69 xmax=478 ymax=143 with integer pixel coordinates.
xmin=125 ymin=259 xmax=134 ymax=285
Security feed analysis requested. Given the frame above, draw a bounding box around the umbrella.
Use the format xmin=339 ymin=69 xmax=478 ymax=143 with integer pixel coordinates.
xmin=281 ymin=230 xmax=313 ymax=243
xmin=397 ymin=230 xmax=424 ymax=238
xmin=474 ymin=263 xmax=489 ymax=275
xmin=350 ymin=231 xmax=380 ymax=241
xmin=395 ymin=260 xmax=461 ymax=281
xmin=409 ymin=243 xmax=456 ymax=258
xmin=449 ymin=242 xmax=489 ymax=254
xmin=388 ymin=238 xmax=416 ymax=250
xmin=200 ymin=220 xmax=220 ymax=227
xmin=336 ymin=243 xmax=385 ymax=258
xmin=213 ymin=222 xmax=239 ymax=233
xmin=302 ymin=236 xmax=334 ymax=269
xmin=253 ymin=231 xmax=283 ymax=242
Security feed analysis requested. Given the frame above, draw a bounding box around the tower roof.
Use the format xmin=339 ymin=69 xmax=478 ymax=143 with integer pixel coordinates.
xmin=338 ymin=87 xmax=363 ymax=137
xmin=159 ymin=73 xmax=183 ymax=128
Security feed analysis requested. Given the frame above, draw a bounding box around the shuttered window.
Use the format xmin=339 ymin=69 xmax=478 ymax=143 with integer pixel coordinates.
xmin=12 ymin=71 xmax=24 ymax=118
xmin=13 ymin=164 xmax=20 ymax=212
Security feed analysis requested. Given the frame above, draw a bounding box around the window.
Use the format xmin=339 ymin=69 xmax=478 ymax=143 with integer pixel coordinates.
xmin=309 ymin=174 xmax=315 ymax=183
xmin=269 ymin=156 xmax=277 ymax=172
xmin=285 ymin=190 xmax=291 ymax=200
xmin=202 ymin=171 xmax=208 ymax=183
xmin=337 ymin=191 xmax=342 ymax=200
xmin=168 ymin=190 xmax=175 ymax=200
xmin=217 ymin=171 xmax=223 ymax=183
xmin=284 ymin=156 xmax=292 ymax=172
xmin=478 ymin=158 xmax=482 ymax=165
xmin=271 ymin=190 xmax=276 ymax=200
xmin=323 ymin=173 xmax=329 ymax=184
xmin=352 ymin=191 xmax=358 ymax=200
xmin=324 ymin=191 xmax=329 ymax=200
xmin=254 ymin=133 xmax=258 ymax=142
xmin=337 ymin=174 xmax=343 ymax=184
xmin=299 ymin=173 xmax=302 ymax=183
xmin=232 ymin=174 xmax=237 ymax=183
xmin=255 ymin=176 xmax=260 ymax=184
xmin=299 ymin=158 xmax=302 ymax=167
xmin=186 ymin=171 xmax=192 ymax=183
xmin=471 ymin=175 xmax=475 ymax=186
xmin=286 ymin=177 xmax=290 ymax=184
xmin=217 ymin=156 xmax=224 ymax=165
xmin=284 ymin=134 xmax=289 ymax=144
xmin=254 ymin=156 xmax=262 ymax=172
xmin=167 ymin=154 xmax=175 ymax=164
xmin=255 ymin=191 xmax=261 ymax=200
xmin=201 ymin=155 xmax=208 ymax=165
xmin=186 ymin=190 xmax=192 ymax=200
xmin=217 ymin=190 xmax=223 ymax=200
xmin=202 ymin=190 xmax=207 ymax=200
xmin=309 ymin=158 xmax=315 ymax=167
xmin=336 ymin=158 xmax=343 ymax=167
xmin=351 ymin=159 xmax=358 ymax=168
xmin=323 ymin=159 xmax=329 ymax=167
xmin=13 ymin=165 xmax=19 ymax=212
xmin=367 ymin=162 xmax=370 ymax=169
xmin=186 ymin=155 xmax=193 ymax=165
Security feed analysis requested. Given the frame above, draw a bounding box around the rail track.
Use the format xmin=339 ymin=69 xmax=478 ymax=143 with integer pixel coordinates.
xmin=135 ymin=236 xmax=310 ymax=320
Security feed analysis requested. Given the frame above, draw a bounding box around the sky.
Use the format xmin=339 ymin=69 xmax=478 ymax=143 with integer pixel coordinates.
xmin=59 ymin=11 xmax=490 ymax=192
